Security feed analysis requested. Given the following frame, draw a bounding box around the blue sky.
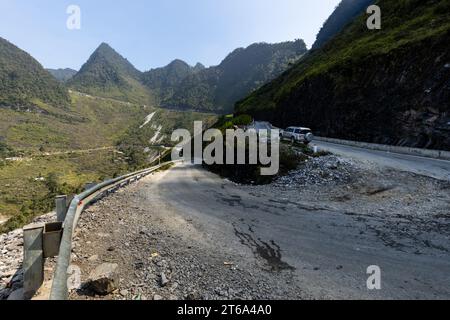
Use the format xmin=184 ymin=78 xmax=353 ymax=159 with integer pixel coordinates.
xmin=0 ymin=0 xmax=340 ymax=71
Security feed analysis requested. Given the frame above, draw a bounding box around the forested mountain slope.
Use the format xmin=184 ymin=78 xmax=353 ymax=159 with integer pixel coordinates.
xmin=236 ymin=0 xmax=450 ymax=150
xmin=68 ymin=43 xmax=155 ymax=105
xmin=0 ymin=37 xmax=69 ymax=108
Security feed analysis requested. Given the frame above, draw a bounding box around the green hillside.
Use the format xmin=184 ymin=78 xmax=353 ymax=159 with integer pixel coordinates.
xmin=0 ymin=91 xmax=216 ymax=232
xmin=142 ymin=59 xmax=203 ymax=102
xmin=70 ymin=40 xmax=307 ymax=113
xmin=236 ymin=0 xmax=450 ymax=150
xmin=68 ymin=43 xmax=154 ymax=105
xmin=165 ymin=40 xmax=308 ymax=113
xmin=0 ymin=37 xmax=69 ymax=108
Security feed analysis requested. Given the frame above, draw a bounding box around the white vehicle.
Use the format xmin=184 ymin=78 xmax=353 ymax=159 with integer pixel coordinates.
xmin=282 ymin=127 xmax=314 ymax=145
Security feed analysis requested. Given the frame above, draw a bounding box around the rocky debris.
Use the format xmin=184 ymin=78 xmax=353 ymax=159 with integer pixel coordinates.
xmin=0 ymin=212 xmax=56 ymax=300
xmin=69 ymin=177 xmax=306 ymax=301
xmin=119 ymin=289 xmax=128 ymax=297
xmin=67 ymin=158 xmax=450 ymax=300
xmin=86 ymin=263 xmax=119 ymax=295
xmin=88 ymin=255 xmax=99 ymax=262
xmin=160 ymin=272 xmax=169 ymax=287
xmin=275 ymin=155 xmax=356 ymax=187
xmin=243 ymin=154 xmax=450 ymax=255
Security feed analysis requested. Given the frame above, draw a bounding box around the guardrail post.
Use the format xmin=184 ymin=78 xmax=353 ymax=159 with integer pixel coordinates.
xmin=43 ymin=222 xmax=63 ymax=258
xmin=23 ymin=223 xmax=45 ymax=300
xmin=55 ymin=195 xmax=68 ymax=222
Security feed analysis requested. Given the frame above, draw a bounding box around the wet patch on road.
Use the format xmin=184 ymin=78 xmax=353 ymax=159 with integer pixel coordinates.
xmin=233 ymin=224 xmax=295 ymax=272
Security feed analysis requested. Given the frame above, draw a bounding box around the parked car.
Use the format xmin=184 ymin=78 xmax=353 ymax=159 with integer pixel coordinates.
xmin=246 ymin=121 xmax=282 ymax=143
xmin=282 ymin=127 xmax=314 ymax=145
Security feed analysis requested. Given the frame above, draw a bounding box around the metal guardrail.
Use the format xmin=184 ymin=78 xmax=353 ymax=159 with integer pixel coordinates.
xmin=49 ymin=160 xmax=178 ymax=300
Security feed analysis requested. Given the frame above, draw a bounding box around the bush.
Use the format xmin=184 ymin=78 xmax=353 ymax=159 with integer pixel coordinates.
xmin=231 ymin=114 xmax=253 ymax=126
xmin=0 ymin=140 xmax=15 ymax=158
xmin=215 ymin=114 xmax=254 ymax=131
xmin=279 ymin=145 xmax=302 ymax=173
xmin=45 ymin=172 xmax=59 ymax=194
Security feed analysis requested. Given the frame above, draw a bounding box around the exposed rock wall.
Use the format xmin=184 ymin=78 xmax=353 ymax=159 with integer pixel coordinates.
xmin=241 ymin=31 xmax=450 ymax=150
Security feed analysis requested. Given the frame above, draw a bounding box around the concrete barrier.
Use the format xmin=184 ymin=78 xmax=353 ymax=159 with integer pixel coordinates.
xmin=314 ymin=137 xmax=450 ymax=161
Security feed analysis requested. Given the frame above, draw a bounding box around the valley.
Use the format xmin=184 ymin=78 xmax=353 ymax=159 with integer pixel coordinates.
xmin=0 ymin=91 xmax=217 ymax=232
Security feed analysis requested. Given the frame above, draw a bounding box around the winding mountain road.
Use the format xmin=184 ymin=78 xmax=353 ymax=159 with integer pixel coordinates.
xmin=72 ymin=161 xmax=450 ymax=300
xmin=314 ymin=141 xmax=450 ymax=181
xmin=70 ymin=135 xmax=450 ymax=300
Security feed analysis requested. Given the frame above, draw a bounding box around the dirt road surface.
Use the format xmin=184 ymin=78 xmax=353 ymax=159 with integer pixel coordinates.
xmin=69 ymin=162 xmax=450 ymax=300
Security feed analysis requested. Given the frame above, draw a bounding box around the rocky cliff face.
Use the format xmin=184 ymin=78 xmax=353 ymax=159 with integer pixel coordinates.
xmin=236 ymin=0 xmax=450 ymax=150
xmin=254 ymin=33 xmax=450 ymax=150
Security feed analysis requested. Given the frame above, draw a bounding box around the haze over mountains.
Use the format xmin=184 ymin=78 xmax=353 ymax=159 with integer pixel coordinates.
xmin=46 ymin=68 xmax=77 ymax=83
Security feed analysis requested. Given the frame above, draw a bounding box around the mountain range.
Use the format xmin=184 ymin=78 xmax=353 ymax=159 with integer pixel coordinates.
xmin=69 ymin=40 xmax=307 ymax=112
xmin=159 ymin=40 xmax=307 ymax=112
xmin=1 ymin=0 xmax=449 ymax=150
xmin=236 ymin=0 xmax=450 ymax=150
xmin=0 ymin=37 xmax=307 ymax=113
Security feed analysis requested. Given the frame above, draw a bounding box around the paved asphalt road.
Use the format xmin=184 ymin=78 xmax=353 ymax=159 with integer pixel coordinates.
xmin=149 ymin=163 xmax=450 ymax=299
xmin=314 ymin=140 xmax=450 ymax=181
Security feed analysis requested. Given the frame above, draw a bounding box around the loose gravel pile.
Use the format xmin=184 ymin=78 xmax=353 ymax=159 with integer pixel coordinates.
xmin=275 ymin=155 xmax=357 ymax=187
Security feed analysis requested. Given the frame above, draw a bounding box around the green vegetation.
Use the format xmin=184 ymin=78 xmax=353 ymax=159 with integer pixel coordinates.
xmin=68 ymin=40 xmax=307 ymax=114
xmin=0 ymin=90 xmax=217 ymax=232
xmin=0 ymin=91 xmax=144 ymax=232
xmin=204 ymin=142 xmax=311 ymax=185
xmin=0 ymin=37 xmax=69 ymax=108
xmin=0 ymin=149 xmax=132 ymax=233
xmin=46 ymin=68 xmax=77 ymax=82
xmin=236 ymin=0 xmax=450 ymax=150
xmin=0 ymin=140 xmax=15 ymax=158
xmin=238 ymin=0 xmax=450 ymax=113
xmin=214 ymin=114 xmax=253 ymax=131
xmin=0 ymin=92 xmax=147 ymax=153
xmin=164 ymin=40 xmax=308 ymax=113
xmin=117 ymin=108 xmax=217 ymax=169
xmin=141 ymin=59 xmax=204 ymax=102
xmin=68 ymin=43 xmax=154 ymax=105
xmin=202 ymin=115 xmax=308 ymax=185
